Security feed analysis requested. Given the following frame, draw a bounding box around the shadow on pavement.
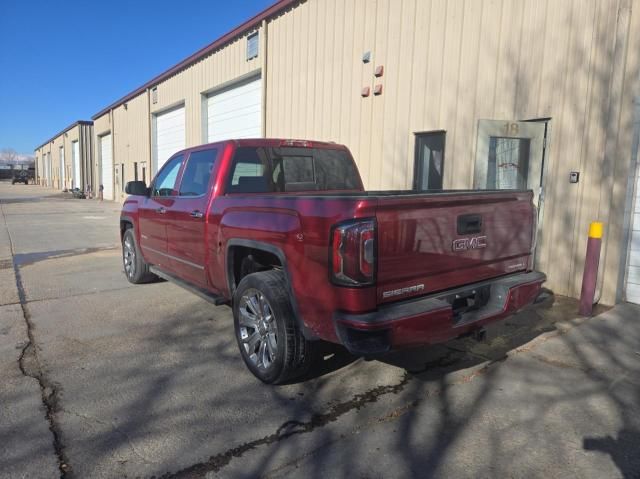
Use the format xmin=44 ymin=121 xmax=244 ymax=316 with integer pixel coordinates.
xmin=583 ymin=428 xmax=640 ymax=479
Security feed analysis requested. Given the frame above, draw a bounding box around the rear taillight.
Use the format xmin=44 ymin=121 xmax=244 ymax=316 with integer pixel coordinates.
xmin=330 ymin=219 xmax=376 ymax=286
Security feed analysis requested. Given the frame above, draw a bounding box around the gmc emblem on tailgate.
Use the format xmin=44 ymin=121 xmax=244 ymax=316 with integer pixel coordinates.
xmin=453 ymin=236 xmax=487 ymax=252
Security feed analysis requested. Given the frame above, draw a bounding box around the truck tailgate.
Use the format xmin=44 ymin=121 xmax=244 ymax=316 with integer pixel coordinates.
xmin=375 ymin=191 xmax=535 ymax=304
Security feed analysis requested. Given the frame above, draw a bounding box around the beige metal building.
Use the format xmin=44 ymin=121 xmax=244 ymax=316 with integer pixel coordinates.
xmin=34 ymin=121 xmax=94 ymax=191
xmin=33 ymin=0 xmax=640 ymax=307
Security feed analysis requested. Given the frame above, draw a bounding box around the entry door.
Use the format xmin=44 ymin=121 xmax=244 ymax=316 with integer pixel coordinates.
xmin=72 ymin=141 xmax=80 ymax=189
xmin=474 ymin=120 xmax=546 ymax=206
xmin=100 ymin=134 xmax=113 ymax=200
xmin=114 ymin=164 xmax=121 ymax=200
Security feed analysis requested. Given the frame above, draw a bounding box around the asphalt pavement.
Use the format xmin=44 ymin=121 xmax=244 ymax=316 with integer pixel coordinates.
xmin=0 ymin=180 xmax=638 ymax=479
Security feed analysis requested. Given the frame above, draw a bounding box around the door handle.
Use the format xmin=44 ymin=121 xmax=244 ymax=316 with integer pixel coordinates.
xmin=190 ymin=210 xmax=204 ymax=219
xmin=457 ymin=214 xmax=482 ymax=234
xmin=156 ymin=207 xmax=166 ymax=214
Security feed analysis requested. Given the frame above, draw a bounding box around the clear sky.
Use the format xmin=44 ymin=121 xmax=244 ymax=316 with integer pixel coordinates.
xmin=0 ymin=0 xmax=275 ymax=155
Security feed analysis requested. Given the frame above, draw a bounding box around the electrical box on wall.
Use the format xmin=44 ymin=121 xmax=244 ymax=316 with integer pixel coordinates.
xmin=569 ymin=171 xmax=580 ymax=183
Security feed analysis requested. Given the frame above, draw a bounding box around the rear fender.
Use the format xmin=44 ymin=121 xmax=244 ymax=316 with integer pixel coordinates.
xmin=225 ymin=239 xmax=317 ymax=340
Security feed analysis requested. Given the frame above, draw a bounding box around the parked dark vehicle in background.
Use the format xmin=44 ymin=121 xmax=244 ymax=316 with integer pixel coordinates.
xmin=120 ymin=139 xmax=545 ymax=384
xmin=11 ymin=170 xmax=29 ymax=185
xmin=70 ymin=188 xmax=86 ymax=199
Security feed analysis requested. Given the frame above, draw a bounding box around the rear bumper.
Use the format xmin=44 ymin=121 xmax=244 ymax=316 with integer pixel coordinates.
xmin=334 ymin=271 xmax=546 ymax=355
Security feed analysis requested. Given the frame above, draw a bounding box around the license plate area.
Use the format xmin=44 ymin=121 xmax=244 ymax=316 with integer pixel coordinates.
xmin=442 ymin=285 xmax=492 ymax=324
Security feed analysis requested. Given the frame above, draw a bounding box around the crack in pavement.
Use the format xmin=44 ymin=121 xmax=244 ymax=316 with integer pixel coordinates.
xmin=0 ymin=285 xmax=134 ymax=308
xmin=164 ymin=306 xmax=598 ymax=479
xmin=1 ymin=203 xmax=71 ymax=478
xmin=160 ymin=372 xmax=413 ymax=478
xmin=163 ymin=355 xmax=496 ymax=479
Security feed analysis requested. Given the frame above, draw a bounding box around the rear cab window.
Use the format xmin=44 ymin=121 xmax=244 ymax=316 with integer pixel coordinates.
xmin=225 ymin=146 xmax=361 ymax=194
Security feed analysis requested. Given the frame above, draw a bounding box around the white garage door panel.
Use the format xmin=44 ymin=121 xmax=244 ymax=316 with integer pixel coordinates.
xmin=627 ymin=283 xmax=640 ymax=304
xmin=100 ymin=134 xmax=113 ymax=200
xmin=628 ymin=266 xmax=640 ymax=284
xmin=72 ymin=141 xmax=80 ymax=189
xmin=47 ymin=153 xmax=52 ymax=186
xmin=59 ymin=147 xmax=65 ymax=190
xmin=625 ymin=155 xmax=640 ymax=302
xmin=155 ymin=106 xmax=185 ymax=172
xmin=207 ymin=77 xmax=262 ymax=142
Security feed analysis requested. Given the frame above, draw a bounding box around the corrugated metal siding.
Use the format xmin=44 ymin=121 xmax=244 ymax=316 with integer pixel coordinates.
xmin=113 ymin=93 xmax=150 ymax=201
xmin=151 ymin=29 xmax=263 ymax=148
xmin=265 ymin=0 xmax=639 ymax=303
xmin=80 ymin=123 xmax=94 ymax=191
xmin=90 ymin=30 xmax=263 ymax=200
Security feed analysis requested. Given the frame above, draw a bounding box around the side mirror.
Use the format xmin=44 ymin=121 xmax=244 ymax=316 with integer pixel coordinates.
xmin=125 ymin=181 xmax=149 ymax=196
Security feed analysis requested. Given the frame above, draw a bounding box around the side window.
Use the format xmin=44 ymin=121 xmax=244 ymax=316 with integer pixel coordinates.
xmin=413 ymin=131 xmax=445 ymax=191
xmin=226 ymin=147 xmax=271 ymax=193
xmin=152 ymin=154 xmax=183 ymax=197
xmin=179 ymin=148 xmax=218 ymax=196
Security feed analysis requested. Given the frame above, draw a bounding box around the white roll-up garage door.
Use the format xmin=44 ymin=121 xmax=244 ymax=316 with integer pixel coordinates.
xmin=72 ymin=140 xmax=80 ymax=189
xmin=59 ymin=146 xmax=65 ymax=190
xmin=154 ymin=105 xmax=185 ymax=173
xmin=100 ymin=134 xmax=113 ymax=200
xmin=626 ymin=175 xmax=640 ymax=304
xmin=45 ymin=153 xmax=51 ymax=186
xmin=206 ymin=76 xmax=262 ymax=143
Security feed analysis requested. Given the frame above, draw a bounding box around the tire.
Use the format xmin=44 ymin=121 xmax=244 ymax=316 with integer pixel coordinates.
xmin=122 ymin=228 xmax=157 ymax=284
xmin=233 ymin=270 xmax=314 ymax=384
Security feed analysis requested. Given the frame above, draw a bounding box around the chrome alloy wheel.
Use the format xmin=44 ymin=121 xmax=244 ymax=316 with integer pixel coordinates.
xmin=238 ymin=289 xmax=278 ymax=370
xmin=123 ymin=236 xmax=136 ymax=279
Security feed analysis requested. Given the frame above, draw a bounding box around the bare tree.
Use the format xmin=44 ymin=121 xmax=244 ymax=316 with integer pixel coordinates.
xmin=0 ymin=148 xmax=19 ymax=164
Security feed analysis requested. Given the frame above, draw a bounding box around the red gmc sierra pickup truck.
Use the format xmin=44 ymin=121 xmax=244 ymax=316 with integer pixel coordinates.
xmin=120 ymin=139 xmax=545 ymax=384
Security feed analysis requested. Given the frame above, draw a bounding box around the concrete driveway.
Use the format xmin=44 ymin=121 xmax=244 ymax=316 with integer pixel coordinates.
xmin=1 ymin=180 xmax=639 ymax=478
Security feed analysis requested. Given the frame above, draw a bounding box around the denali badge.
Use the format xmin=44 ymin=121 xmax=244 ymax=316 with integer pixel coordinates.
xmin=382 ymin=284 xmax=425 ymax=299
xmin=453 ymin=236 xmax=487 ymax=252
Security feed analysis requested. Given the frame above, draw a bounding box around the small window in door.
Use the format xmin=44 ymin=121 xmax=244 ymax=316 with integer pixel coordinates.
xmin=414 ymin=131 xmax=445 ymax=191
xmin=152 ymin=155 xmax=183 ymax=197
xmin=179 ymin=148 xmax=218 ymax=196
xmin=486 ymin=137 xmax=530 ymax=190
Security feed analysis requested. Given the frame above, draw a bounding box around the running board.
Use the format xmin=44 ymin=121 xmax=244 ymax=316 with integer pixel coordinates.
xmin=150 ymin=266 xmax=229 ymax=306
